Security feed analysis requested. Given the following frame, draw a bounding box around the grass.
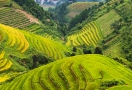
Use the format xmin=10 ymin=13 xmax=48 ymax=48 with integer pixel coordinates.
xmin=0 ymin=54 xmax=132 ymax=90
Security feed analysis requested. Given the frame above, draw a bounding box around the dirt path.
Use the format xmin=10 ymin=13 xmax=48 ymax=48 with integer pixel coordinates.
xmin=15 ymin=9 xmax=40 ymax=24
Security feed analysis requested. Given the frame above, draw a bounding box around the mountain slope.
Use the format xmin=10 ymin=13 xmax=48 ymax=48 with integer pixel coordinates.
xmin=0 ymin=7 xmax=43 ymax=33
xmin=0 ymin=23 xmax=70 ymax=83
xmin=67 ymin=2 xmax=98 ymax=19
xmin=68 ymin=0 xmax=132 ymax=59
xmin=0 ymin=54 xmax=132 ymax=90
xmin=0 ymin=0 xmax=132 ymax=89
xmin=0 ymin=24 xmax=70 ymax=60
xmin=66 ymin=21 xmax=103 ymax=47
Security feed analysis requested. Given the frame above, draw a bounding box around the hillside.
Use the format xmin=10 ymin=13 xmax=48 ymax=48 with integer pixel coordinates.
xmin=0 ymin=24 xmax=70 ymax=60
xmin=68 ymin=0 xmax=132 ymax=60
xmin=0 ymin=1 xmax=45 ymax=34
xmin=0 ymin=0 xmax=22 ymax=8
xmin=0 ymin=23 xmax=70 ymax=83
xmin=0 ymin=7 xmax=40 ymax=29
xmin=0 ymin=54 xmax=132 ymax=90
xmin=0 ymin=0 xmax=60 ymax=38
xmin=66 ymin=21 xmax=103 ymax=47
xmin=67 ymin=2 xmax=98 ymax=19
xmin=0 ymin=0 xmax=132 ymax=89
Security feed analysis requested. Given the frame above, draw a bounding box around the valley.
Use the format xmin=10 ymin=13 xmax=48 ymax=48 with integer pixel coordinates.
xmin=0 ymin=0 xmax=132 ymax=90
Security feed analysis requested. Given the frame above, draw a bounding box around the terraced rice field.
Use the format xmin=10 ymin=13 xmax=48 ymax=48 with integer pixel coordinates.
xmin=23 ymin=31 xmax=68 ymax=60
xmin=0 ymin=0 xmax=10 ymax=7
xmin=0 ymin=7 xmax=33 ymax=28
xmin=96 ymin=10 xmax=121 ymax=37
xmin=0 ymin=7 xmax=42 ymax=33
xmin=0 ymin=0 xmax=10 ymax=1
xmin=23 ymin=23 xmax=43 ymax=34
xmin=0 ymin=51 xmax=12 ymax=72
xmin=0 ymin=51 xmax=12 ymax=83
xmin=66 ymin=22 xmax=103 ymax=47
xmin=0 ymin=24 xmax=29 ymax=53
xmin=0 ymin=24 xmax=69 ymax=60
xmin=0 ymin=54 xmax=132 ymax=90
xmin=42 ymin=33 xmax=52 ymax=40
xmin=67 ymin=2 xmax=98 ymax=18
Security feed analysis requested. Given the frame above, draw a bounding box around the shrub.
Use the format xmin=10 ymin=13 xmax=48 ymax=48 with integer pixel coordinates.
xmin=127 ymin=62 xmax=132 ymax=70
xmin=94 ymin=46 xmax=103 ymax=54
xmin=99 ymin=79 xmax=125 ymax=90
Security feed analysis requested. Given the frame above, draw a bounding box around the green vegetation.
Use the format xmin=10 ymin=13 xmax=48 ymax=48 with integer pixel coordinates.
xmin=66 ymin=21 xmax=103 ymax=47
xmin=0 ymin=7 xmax=42 ymax=31
xmin=67 ymin=2 xmax=98 ymax=19
xmin=0 ymin=24 xmax=70 ymax=60
xmin=48 ymin=2 xmax=98 ymax=37
xmin=96 ymin=10 xmax=121 ymax=37
xmin=101 ymin=0 xmax=132 ymax=60
xmin=0 ymin=0 xmax=22 ymax=9
xmin=13 ymin=0 xmax=56 ymax=26
xmin=0 ymin=54 xmax=132 ymax=90
xmin=0 ymin=51 xmax=12 ymax=73
xmin=0 ymin=0 xmax=11 ymax=7
xmin=0 ymin=1 xmax=60 ymax=37
xmin=0 ymin=0 xmax=132 ymax=89
xmin=0 ymin=23 xmax=70 ymax=83
xmin=68 ymin=0 xmax=132 ymax=61
xmin=23 ymin=23 xmax=43 ymax=34
xmin=108 ymin=85 xmax=132 ymax=90
xmin=0 ymin=50 xmax=27 ymax=83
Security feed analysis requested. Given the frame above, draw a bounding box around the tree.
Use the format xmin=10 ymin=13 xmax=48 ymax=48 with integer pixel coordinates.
xmin=127 ymin=62 xmax=132 ymax=70
xmin=105 ymin=0 xmax=110 ymax=3
xmin=83 ymin=49 xmax=92 ymax=54
xmin=120 ymin=0 xmax=124 ymax=3
xmin=94 ymin=46 xmax=103 ymax=54
xmin=83 ymin=44 xmax=92 ymax=54
xmin=38 ymin=54 xmax=49 ymax=64
xmin=14 ymin=0 xmax=55 ymax=25
xmin=69 ymin=9 xmax=88 ymax=29
xmin=58 ymin=23 xmax=67 ymax=36
xmin=71 ymin=52 xmax=76 ymax=56
xmin=70 ymin=47 xmax=77 ymax=56
xmin=99 ymin=2 xmax=104 ymax=7
xmin=92 ymin=0 xmax=97 ymax=2
xmin=73 ymin=47 xmax=77 ymax=52
xmin=32 ymin=55 xmax=38 ymax=69
xmin=9 ymin=3 xmax=13 ymax=7
xmin=69 ymin=0 xmax=76 ymax=3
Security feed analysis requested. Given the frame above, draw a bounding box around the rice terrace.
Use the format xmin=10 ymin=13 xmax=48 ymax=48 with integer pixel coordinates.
xmin=0 ymin=0 xmax=132 ymax=90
